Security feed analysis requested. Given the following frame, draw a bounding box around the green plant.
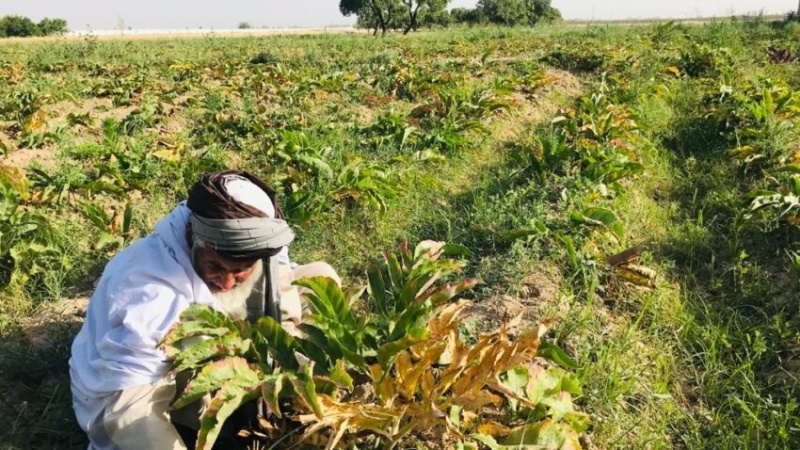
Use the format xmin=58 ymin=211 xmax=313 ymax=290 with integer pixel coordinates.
xmin=160 ymin=241 xmax=586 ymax=450
xmin=78 ymin=199 xmax=133 ymax=252
xmin=0 ymin=166 xmax=62 ymax=290
xmin=331 ymin=157 xmax=398 ymax=215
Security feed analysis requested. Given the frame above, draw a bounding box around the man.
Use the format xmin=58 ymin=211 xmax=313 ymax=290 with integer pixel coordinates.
xmin=69 ymin=170 xmax=339 ymax=450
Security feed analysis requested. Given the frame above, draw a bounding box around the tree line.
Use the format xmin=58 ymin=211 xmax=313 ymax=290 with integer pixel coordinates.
xmin=0 ymin=15 xmax=68 ymax=38
xmin=342 ymin=0 xmax=561 ymax=36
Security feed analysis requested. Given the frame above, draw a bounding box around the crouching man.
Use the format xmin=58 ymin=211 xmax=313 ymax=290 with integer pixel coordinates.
xmin=69 ymin=170 xmax=339 ymax=450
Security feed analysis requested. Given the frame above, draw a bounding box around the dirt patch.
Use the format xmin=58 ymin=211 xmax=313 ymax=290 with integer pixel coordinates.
xmin=540 ymin=69 xmax=583 ymax=98
xmin=353 ymin=105 xmax=376 ymax=125
xmin=2 ymin=147 xmax=58 ymax=170
xmin=0 ymin=131 xmax=16 ymax=154
xmin=519 ymin=267 xmax=561 ymax=305
xmin=494 ymin=69 xmax=583 ymax=143
xmin=18 ymin=297 xmax=88 ymax=350
xmin=464 ymin=267 xmax=562 ymax=334
xmin=48 ymin=98 xmax=138 ymax=128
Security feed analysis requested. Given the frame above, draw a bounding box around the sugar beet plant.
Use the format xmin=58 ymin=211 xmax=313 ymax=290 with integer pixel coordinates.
xmin=160 ymin=241 xmax=587 ymax=450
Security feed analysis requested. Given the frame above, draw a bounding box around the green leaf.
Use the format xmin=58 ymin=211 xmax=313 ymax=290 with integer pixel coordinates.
xmin=571 ymin=207 xmax=624 ymax=240
xmin=179 ymin=305 xmax=239 ymax=331
xmin=261 ymin=372 xmax=287 ymax=418
xmin=503 ymin=419 xmax=581 ymax=448
xmin=298 ymin=323 xmax=341 ymax=362
xmin=500 ymin=221 xmax=548 ymax=243
xmin=172 ymin=357 xmax=262 ymax=410
xmin=501 ymin=366 xmax=529 ymax=398
xmin=537 ymin=341 xmax=579 ymax=369
xmin=325 ymin=359 xmax=354 ymax=390
xmin=367 ymin=265 xmax=388 ymax=317
xmin=255 ymin=316 xmax=300 ymax=371
xmin=196 ymin=384 xmax=261 ymax=450
xmin=294 ymin=276 xmax=352 ymax=326
xmin=377 ymin=327 xmax=429 ymax=369
xmin=159 ymin=322 xmax=231 ymax=358
xmin=122 ymin=201 xmax=133 ymax=233
xmin=441 ymin=243 xmax=472 ymax=257
xmin=291 ymin=364 xmax=323 ymax=418
xmin=170 ymin=332 xmax=252 ymax=373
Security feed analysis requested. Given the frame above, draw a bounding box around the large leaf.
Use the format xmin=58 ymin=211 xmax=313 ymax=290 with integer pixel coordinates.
xmin=291 ymin=364 xmax=323 ymax=418
xmin=294 ymin=276 xmax=353 ymax=327
xmin=173 ymin=357 xmax=262 ymax=410
xmin=571 ymin=207 xmax=624 ymax=240
xmin=537 ymin=341 xmax=579 ymax=370
xmin=502 ymin=419 xmax=582 ymax=450
xmin=377 ymin=326 xmax=429 ymax=369
xmin=196 ymin=384 xmax=261 ymax=450
xmin=170 ymin=332 xmax=252 ymax=373
xmin=159 ymin=322 xmax=231 ymax=357
xmin=255 ymin=316 xmax=299 ymax=371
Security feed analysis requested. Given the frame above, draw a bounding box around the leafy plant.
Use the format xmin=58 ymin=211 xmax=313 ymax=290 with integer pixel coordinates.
xmin=331 ymin=157 xmax=398 ymax=215
xmin=160 ymin=241 xmax=586 ymax=450
xmin=0 ymin=165 xmax=62 ymax=289
xmin=78 ymin=199 xmax=133 ymax=251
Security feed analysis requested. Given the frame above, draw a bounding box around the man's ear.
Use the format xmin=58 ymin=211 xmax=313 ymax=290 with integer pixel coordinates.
xmin=185 ymin=222 xmax=193 ymax=249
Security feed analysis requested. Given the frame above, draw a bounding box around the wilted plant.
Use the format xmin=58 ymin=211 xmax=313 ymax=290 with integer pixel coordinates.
xmin=160 ymin=241 xmax=587 ymax=450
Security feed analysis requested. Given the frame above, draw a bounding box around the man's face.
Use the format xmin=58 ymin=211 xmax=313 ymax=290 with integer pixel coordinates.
xmin=192 ymin=245 xmax=258 ymax=293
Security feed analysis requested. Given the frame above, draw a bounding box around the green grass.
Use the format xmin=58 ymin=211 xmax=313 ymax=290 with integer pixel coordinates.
xmin=0 ymin=20 xmax=799 ymax=449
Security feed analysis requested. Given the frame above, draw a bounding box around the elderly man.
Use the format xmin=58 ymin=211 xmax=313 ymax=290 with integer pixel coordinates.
xmin=69 ymin=170 xmax=338 ymax=450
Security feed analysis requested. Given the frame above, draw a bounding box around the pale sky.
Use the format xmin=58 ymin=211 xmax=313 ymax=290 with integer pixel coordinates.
xmin=0 ymin=1 xmax=793 ymax=30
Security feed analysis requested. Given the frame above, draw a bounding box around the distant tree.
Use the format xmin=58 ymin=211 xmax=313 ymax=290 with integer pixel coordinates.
xmin=400 ymin=0 xmax=449 ymax=34
xmin=526 ymin=0 xmax=562 ymax=25
xmin=450 ymin=7 xmax=488 ymax=25
xmin=238 ymin=22 xmax=252 ymax=29
xmin=0 ymin=15 xmax=42 ymax=37
xmin=418 ymin=2 xmax=452 ymax=29
xmin=478 ymin=0 xmax=529 ymax=26
xmin=353 ymin=0 xmax=405 ymax=35
xmin=38 ymin=17 xmax=68 ymax=35
xmin=343 ymin=0 xmax=391 ymax=35
xmin=343 ymin=0 xmax=450 ymax=35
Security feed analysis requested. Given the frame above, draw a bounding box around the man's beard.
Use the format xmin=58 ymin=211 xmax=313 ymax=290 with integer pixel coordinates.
xmin=207 ymin=259 xmax=263 ymax=321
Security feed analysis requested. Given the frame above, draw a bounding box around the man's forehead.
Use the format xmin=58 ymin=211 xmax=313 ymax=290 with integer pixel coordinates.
xmin=199 ymin=245 xmax=257 ymax=270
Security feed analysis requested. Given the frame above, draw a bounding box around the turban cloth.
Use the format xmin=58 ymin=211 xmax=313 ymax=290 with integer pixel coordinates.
xmin=187 ymin=170 xmax=295 ymax=260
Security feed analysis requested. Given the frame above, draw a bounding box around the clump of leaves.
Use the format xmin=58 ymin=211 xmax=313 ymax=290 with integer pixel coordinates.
xmin=540 ymin=46 xmax=607 ymax=73
xmin=160 ymin=241 xmax=587 ymax=450
xmin=0 ymin=165 xmax=62 ymax=290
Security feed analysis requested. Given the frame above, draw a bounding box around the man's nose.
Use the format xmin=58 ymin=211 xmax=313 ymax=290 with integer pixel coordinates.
xmin=216 ymin=273 xmax=236 ymax=291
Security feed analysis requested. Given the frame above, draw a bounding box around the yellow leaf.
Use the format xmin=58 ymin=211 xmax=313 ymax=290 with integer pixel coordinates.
xmin=152 ymin=149 xmax=181 ymax=161
xmin=664 ymin=66 xmax=681 ymax=77
xmin=477 ymin=420 xmax=512 ymax=438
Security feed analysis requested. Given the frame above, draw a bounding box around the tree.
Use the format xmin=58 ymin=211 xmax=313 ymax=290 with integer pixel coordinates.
xmin=238 ymin=22 xmax=252 ymax=29
xmin=478 ymin=0 xmax=529 ymax=26
xmin=349 ymin=0 xmax=404 ymax=35
xmin=400 ymin=0 xmax=448 ymax=34
xmin=418 ymin=3 xmax=452 ymax=29
xmin=342 ymin=0 xmax=393 ymax=36
xmin=526 ymin=0 xmax=562 ymax=26
xmin=0 ymin=15 xmax=42 ymax=37
xmin=38 ymin=17 xmax=68 ymax=35
xmin=450 ymin=7 xmax=488 ymax=25
xmin=342 ymin=0 xmax=450 ymax=35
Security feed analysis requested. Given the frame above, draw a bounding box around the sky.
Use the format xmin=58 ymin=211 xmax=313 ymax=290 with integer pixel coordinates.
xmin=1 ymin=1 xmax=794 ymax=30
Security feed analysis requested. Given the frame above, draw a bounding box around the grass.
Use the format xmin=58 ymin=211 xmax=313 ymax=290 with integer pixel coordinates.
xmin=0 ymin=19 xmax=798 ymax=449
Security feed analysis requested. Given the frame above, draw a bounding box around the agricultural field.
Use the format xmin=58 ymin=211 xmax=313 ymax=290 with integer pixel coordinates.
xmin=0 ymin=18 xmax=799 ymax=450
